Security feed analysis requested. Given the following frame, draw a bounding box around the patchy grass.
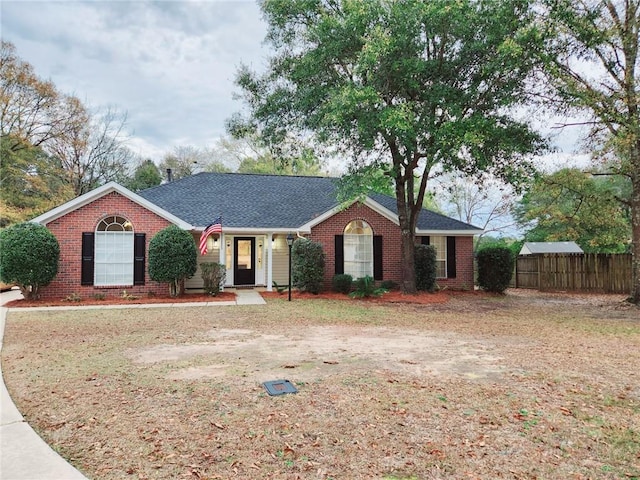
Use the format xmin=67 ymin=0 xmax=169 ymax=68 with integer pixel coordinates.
xmin=2 ymin=292 xmax=639 ymax=479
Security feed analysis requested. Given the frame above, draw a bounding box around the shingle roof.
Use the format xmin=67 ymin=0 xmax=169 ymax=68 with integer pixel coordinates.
xmin=138 ymin=172 xmax=481 ymax=232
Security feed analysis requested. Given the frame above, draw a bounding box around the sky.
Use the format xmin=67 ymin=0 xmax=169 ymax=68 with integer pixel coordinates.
xmin=1 ymin=0 xmax=591 ymax=169
xmin=1 ymin=0 xmax=269 ymax=160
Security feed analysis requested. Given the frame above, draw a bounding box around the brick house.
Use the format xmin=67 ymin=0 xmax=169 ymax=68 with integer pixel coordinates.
xmin=31 ymin=172 xmax=481 ymax=299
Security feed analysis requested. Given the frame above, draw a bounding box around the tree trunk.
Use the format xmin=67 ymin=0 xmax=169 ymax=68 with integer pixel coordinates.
xmin=169 ymin=279 xmax=179 ymax=297
xmin=400 ymin=227 xmax=416 ymax=293
xmin=630 ymin=157 xmax=640 ymax=305
xmin=394 ymin=170 xmax=417 ymax=294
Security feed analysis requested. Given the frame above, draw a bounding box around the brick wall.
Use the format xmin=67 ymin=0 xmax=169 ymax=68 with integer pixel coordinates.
xmin=41 ymin=192 xmax=172 ymax=299
xmin=310 ymin=203 xmax=475 ymax=290
xmin=310 ymin=203 xmax=402 ymax=289
xmin=438 ymin=235 xmax=475 ymax=290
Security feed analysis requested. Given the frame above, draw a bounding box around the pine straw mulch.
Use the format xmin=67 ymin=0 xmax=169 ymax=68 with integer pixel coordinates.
xmin=3 ymin=292 xmax=237 ymax=308
xmin=2 ymin=290 xmax=639 ymax=480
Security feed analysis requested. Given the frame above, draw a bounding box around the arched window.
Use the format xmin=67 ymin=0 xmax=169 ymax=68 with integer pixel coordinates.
xmin=94 ymin=216 xmax=134 ymax=286
xmin=343 ymin=219 xmax=373 ymax=278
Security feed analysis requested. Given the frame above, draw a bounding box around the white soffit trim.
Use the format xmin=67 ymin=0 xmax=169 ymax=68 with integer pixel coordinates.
xmin=416 ymin=229 xmax=484 ymax=235
xmin=299 ymin=196 xmax=399 ymax=231
xmin=30 ymin=182 xmax=193 ymax=230
xmin=201 ymin=228 xmax=311 ymax=235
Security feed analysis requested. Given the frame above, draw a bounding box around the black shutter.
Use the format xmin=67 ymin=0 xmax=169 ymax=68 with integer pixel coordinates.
xmin=373 ymin=235 xmax=383 ymax=280
xmin=81 ymin=232 xmax=94 ymax=286
xmin=421 ymin=236 xmax=430 ymax=245
xmin=447 ymin=236 xmax=457 ymax=279
xmin=134 ymin=233 xmax=146 ymax=285
xmin=335 ymin=235 xmax=344 ymax=275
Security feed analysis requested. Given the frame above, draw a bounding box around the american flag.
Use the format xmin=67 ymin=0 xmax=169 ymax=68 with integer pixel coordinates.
xmin=199 ymin=216 xmax=222 ymax=255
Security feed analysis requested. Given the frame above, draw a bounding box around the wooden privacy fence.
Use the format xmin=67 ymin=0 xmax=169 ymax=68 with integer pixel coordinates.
xmin=514 ymin=253 xmax=632 ymax=294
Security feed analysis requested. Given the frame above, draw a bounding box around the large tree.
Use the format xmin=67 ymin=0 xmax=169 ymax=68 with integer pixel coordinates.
xmin=514 ymin=168 xmax=631 ymax=252
xmin=538 ymin=0 xmax=640 ymax=301
xmin=438 ymin=172 xmax=519 ymax=247
xmin=1 ymin=40 xmax=82 ymax=151
xmin=47 ymin=106 xmax=135 ymax=196
xmin=229 ymin=0 xmax=545 ymax=292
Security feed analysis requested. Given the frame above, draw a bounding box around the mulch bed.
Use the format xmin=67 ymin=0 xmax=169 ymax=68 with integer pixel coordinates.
xmin=260 ymin=289 xmax=477 ymax=304
xmin=4 ymin=292 xmax=237 ymax=308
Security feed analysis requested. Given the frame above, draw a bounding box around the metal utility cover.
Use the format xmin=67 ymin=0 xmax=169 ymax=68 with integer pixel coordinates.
xmin=262 ymin=379 xmax=298 ymax=396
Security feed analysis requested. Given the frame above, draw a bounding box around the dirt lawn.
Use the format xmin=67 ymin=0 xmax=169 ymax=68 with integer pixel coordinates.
xmin=2 ymin=290 xmax=640 ymax=479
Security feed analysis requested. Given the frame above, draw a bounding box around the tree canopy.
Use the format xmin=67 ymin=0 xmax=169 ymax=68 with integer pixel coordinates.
xmin=514 ymin=168 xmax=631 ymax=252
xmin=229 ymin=0 xmax=546 ymax=292
xmin=537 ymin=0 xmax=640 ymax=301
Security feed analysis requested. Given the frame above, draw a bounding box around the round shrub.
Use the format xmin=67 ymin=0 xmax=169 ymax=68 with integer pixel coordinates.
xmin=200 ymin=262 xmax=226 ymax=296
xmin=292 ymin=238 xmax=325 ymax=294
xmin=415 ymin=244 xmax=437 ymax=292
xmin=0 ymin=222 xmax=59 ymax=299
xmin=148 ymin=225 xmax=197 ymax=297
xmin=477 ymin=246 xmax=514 ymax=293
xmin=332 ymin=273 xmax=353 ymax=294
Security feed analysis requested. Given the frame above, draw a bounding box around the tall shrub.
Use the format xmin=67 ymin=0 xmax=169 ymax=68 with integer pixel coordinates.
xmin=0 ymin=222 xmax=59 ymax=299
xmin=415 ymin=244 xmax=437 ymax=292
xmin=292 ymin=238 xmax=325 ymax=294
xmin=477 ymin=246 xmax=514 ymax=293
xmin=148 ymin=225 xmax=197 ymax=297
xmin=200 ymin=262 xmax=226 ymax=296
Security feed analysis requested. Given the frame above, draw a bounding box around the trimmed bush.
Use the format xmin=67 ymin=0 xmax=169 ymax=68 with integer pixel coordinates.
xmin=148 ymin=225 xmax=197 ymax=297
xmin=477 ymin=246 xmax=514 ymax=293
xmin=292 ymin=238 xmax=325 ymax=294
xmin=349 ymin=275 xmax=387 ymax=298
xmin=332 ymin=274 xmax=353 ymax=294
xmin=0 ymin=222 xmax=59 ymax=299
xmin=200 ymin=262 xmax=226 ymax=296
xmin=415 ymin=244 xmax=437 ymax=292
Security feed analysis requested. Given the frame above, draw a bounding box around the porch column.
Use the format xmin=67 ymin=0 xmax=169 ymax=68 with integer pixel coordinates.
xmin=267 ymin=232 xmax=273 ymax=291
xmin=219 ymin=233 xmax=226 ymax=291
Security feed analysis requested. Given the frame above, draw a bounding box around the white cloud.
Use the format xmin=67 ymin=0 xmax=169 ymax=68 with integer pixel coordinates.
xmin=1 ymin=0 xmax=268 ymax=158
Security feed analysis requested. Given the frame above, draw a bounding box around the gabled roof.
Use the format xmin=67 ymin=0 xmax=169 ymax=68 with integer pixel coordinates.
xmin=520 ymin=241 xmax=584 ymax=255
xmin=138 ymin=172 xmax=482 ymax=234
xmin=30 ymin=182 xmax=193 ymax=229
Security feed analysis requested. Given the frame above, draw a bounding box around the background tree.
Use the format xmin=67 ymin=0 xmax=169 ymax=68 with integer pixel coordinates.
xmin=513 ymin=168 xmax=631 ymax=252
xmin=436 ymin=172 xmax=519 ymax=248
xmin=159 ymin=146 xmax=205 ymax=181
xmin=125 ymin=159 xmax=162 ymax=192
xmin=229 ymin=0 xmax=545 ymax=292
xmin=1 ymin=40 xmax=82 ymax=152
xmin=148 ymin=225 xmax=197 ymax=297
xmin=0 ymin=222 xmax=59 ymax=299
xmin=538 ymin=0 xmax=640 ymax=301
xmin=47 ymin=106 xmax=136 ymax=196
xmin=0 ymin=134 xmax=72 ymax=225
xmin=237 ymin=147 xmax=325 ymax=176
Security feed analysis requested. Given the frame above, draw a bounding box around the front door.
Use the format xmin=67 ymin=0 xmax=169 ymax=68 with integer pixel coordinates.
xmin=234 ymin=237 xmax=255 ymax=285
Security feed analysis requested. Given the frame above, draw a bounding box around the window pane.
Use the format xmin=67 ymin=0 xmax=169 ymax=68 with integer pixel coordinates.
xmin=431 ymin=236 xmax=447 ymax=278
xmin=344 ymin=233 xmax=373 ymax=278
xmin=95 ymin=232 xmax=134 ymax=286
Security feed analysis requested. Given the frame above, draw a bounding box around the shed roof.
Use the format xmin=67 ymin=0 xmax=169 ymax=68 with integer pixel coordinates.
xmin=520 ymin=241 xmax=584 ymax=255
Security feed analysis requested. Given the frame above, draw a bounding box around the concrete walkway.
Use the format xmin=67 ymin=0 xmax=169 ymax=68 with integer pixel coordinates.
xmin=0 ymin=288 xmax=265 ymax=479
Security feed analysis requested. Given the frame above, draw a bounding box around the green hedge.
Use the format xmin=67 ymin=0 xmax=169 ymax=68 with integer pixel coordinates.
xmin=476 ymin=246 xmax=514 ymax=293
xmin=0 ymin=222 xmax=59 ymax=299
xmin=148 ymin=225 xmax=197 ymax=297
xmin=415 ymin=244 xmax=437 ymax=292
xmin=292 ymin=238 xmax=325 ymax=294
xmin=332 ymin=274 xmax=353 ymax=294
